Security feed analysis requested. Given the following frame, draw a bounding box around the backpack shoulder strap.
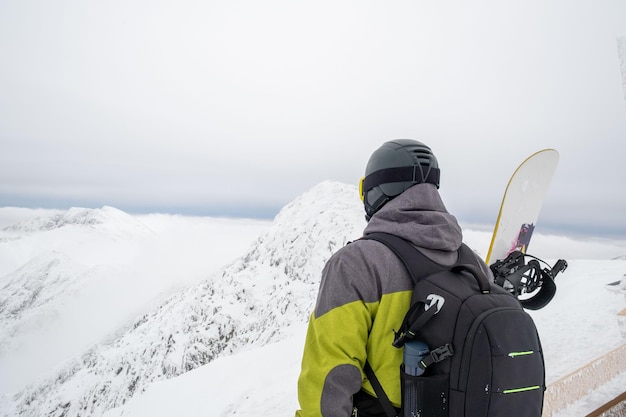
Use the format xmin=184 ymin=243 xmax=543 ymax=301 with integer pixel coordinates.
xmin=363 ymin=232 xmax=490 ymax=293
xmin=362 ymin=232 xmax=446 ymax=283
xmin=363 ymin=362 xmax=399 ymax=417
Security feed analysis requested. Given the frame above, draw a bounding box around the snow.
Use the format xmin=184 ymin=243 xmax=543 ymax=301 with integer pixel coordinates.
xmin=1 ymin=181 xmax=625 ymax=417
xmin=0 ymin=207 xmax=270 ymax=395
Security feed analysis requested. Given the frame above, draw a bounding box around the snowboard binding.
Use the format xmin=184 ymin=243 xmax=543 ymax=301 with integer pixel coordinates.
xmin=490 ymin=252 xmax=568 ymax=310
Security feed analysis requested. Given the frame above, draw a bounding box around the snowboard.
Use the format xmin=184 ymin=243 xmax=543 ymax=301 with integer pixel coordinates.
xmin=485 ymin=149 xmax=566 ymax=310
xmin=485 ymin=149 xmax=560 ymax=265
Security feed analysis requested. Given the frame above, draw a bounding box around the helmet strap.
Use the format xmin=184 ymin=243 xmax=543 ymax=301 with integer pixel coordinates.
xmin=364 ymin=192 xmax=391 ymax=221
xmin=362 ymin=166 xmax=440 ymax=193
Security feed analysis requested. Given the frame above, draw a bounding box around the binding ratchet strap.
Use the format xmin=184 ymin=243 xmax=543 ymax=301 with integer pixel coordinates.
xmin=490 ymin=251 xmax=567 ymax=310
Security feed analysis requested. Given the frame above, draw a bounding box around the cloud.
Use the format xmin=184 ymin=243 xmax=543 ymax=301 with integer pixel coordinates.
xmin=1 ymin=1 xmax=625 ymax=235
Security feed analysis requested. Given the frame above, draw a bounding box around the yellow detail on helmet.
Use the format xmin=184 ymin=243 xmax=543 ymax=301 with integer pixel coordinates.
xmin=359 ymin=177 xmax=365 ymax=202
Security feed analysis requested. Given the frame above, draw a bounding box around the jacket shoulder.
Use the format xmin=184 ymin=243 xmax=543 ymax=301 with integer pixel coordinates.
xmin=314 ymin=238 xmax=413 ymax=318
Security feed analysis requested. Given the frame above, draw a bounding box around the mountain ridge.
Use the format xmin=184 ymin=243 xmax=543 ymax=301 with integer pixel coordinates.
xmin=2 ymin=181 xmax=365 ymax=417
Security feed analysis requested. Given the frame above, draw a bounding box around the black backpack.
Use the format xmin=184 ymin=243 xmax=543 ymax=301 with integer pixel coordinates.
xmin=361 ymin=232 xmax=545 ymax=417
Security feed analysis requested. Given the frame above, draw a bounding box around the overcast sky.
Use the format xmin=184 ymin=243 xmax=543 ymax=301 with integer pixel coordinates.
xmin=1 ymin=1 xmax=625 ymax=237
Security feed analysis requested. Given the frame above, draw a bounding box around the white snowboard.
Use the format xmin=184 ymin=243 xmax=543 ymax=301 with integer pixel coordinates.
xmin=485 ymin=149 xmax=559 ymax=265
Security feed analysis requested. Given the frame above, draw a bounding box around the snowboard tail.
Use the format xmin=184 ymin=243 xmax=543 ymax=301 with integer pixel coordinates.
xmin=486 ymin=149 xmax=559 ymax=265
xmin=486 ymin=149 xmax=567 ymax=309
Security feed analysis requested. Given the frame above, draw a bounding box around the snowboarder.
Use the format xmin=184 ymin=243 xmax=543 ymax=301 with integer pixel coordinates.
xmin=295 ymin=139 xmax=491 ymax=417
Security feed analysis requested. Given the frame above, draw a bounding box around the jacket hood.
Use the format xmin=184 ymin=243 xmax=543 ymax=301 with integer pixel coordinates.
xmin=363 ymin=183 xmax=463 ymax=257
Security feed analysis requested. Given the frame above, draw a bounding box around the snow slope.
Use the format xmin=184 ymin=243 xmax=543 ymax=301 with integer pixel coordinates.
xmin=1 ymin=181 xmax=625 ymax=417
xmin=0 ymin=207 xmax=270 ymax=406
xmin=102 ymin=248 xmax=626 ymax=417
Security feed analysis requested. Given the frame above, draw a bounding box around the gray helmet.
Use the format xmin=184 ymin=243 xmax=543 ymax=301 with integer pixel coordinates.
xmin=360 ymin=139 xmax=439 ymax=220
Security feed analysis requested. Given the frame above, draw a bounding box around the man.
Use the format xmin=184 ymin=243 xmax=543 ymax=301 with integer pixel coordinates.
xmin=295 ymin=139 xmax=490 ymax=417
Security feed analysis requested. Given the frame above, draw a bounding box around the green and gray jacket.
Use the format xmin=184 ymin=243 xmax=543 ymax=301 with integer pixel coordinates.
xmin=296 ymin=183 xmax=489 ymax=417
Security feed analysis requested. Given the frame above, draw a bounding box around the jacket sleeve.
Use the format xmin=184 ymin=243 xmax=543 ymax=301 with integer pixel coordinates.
xmin=295 ymin=249 xmax=379 ymax=417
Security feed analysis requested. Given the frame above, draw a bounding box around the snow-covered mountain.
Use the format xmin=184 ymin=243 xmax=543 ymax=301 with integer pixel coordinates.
xmin=1 ymin=181 xmax=625 ymax=417
xmin=0 ymin=181 xmax=365 ymax=417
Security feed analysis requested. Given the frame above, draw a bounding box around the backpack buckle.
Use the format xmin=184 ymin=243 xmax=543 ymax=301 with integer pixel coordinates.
xmin=430 ymin=344 xmax=454 ymax=362
xmin=392 ymin=330 xmax=409 ymax=348
xmin=415 ymin=343 xmax=455 ymax=371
